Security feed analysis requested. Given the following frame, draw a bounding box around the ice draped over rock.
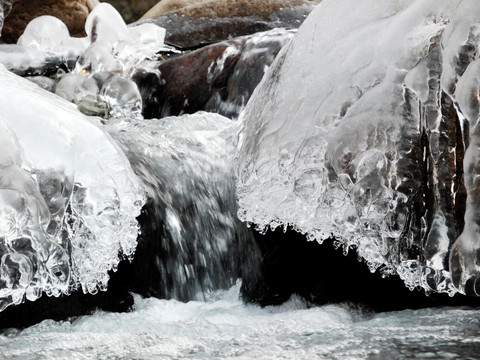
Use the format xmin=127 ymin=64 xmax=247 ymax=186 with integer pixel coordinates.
xmin=237 ymin=0 xmax=480 ymax=296
xmin=0 ymin=64 xmax=145 ymax=311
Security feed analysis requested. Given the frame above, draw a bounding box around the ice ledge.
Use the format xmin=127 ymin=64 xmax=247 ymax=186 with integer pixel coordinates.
xmin=0 ymin=64 xmax=146 ymax=311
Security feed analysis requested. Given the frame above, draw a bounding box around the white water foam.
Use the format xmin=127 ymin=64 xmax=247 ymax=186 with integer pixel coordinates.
xmin=0 ymin=284 xmax=479 ymax=359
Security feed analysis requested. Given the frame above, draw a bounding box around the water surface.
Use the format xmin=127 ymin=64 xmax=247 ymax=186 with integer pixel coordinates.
xmin=1 ymin=284 xmax=479 ymax=360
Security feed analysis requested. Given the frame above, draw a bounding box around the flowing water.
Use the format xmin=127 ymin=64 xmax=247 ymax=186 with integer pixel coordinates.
xmin=1 ymin=283 xmax=479 ymax=360
xmin=1 ymin=1 xmax=480 ymax=358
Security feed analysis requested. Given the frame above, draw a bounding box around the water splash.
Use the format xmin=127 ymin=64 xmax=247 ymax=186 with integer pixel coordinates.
xmin=107 ymin=113 xmax=252 ymax=301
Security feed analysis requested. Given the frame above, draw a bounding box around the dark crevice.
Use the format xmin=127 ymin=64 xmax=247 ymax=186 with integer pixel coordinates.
xmin=240 ymin=227 xmax=480 ymax=312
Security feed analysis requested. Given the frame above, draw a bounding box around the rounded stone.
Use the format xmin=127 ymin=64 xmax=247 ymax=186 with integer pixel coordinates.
xmin=140 ymin=0 xmax=321 ymax=20
xmin=134 ymin=0 xmax=321 ymax=48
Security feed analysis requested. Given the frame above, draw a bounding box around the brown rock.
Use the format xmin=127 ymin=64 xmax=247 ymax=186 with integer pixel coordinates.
xmin=2 ymin=0 xmax=99 ymax=44
xmin=131 ymin=28 xmax=295 ymax=119
xmin=101 ymin=0 xmax=159 ymax=24
xmin=134 ymin=0 xmax=320 ymax=48
xmin=141 ymin=0 xmax=320 ymax=20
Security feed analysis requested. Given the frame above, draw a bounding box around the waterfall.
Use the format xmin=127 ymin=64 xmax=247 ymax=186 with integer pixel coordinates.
xmin=1 ymin=1 xmax=480 ymax=358
xmin=1 ymin=0 xmax=480 ymax=320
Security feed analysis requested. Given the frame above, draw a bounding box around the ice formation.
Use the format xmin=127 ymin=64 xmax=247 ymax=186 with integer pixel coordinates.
xmin=0 ymin=16 xmax=87 ymax=75
xmin=55 ymin=72 xmax=142 ymax=120
xmin=17 ymin=16 xmax=88 ymax=54
xmin=0 ymin=64 xmax=145 ymax=311
xmin=237 ymin=0 xmax=480 ymax=296
xmin=0 ymin=3 xmax=169 ymax=120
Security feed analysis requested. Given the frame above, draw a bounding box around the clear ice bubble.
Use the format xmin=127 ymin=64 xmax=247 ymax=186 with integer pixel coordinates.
xmin=17 ymin=16 xmax=70 ymax=53
xmin=0 ymin=253 xmax=33 ymax=290
xmin=72 ymin=76 xmax=106 ymax=116
xmin=58 ymin=70 xmax=142 ymax=119
xmin=100 ymin=74 xmax=142 ymax=120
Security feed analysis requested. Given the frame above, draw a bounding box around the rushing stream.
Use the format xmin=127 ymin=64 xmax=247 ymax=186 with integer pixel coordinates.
xmin=1 ymin=283 xmax=479 ymax=359
xmin=1 ymin=0 xmax=480 ymax=358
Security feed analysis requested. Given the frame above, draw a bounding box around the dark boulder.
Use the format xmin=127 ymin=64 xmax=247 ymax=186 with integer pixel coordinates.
xmin=132 ymin=28 xmax=295 ymax=119
xmin=133 ymin=0 xmax=320 ymax=48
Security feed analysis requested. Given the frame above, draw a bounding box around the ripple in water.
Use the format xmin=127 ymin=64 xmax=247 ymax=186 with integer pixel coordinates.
xmin=0 ymin=283 xmax=479 ymax=360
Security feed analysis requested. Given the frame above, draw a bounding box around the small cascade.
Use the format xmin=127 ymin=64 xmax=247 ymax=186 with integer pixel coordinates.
xmin=106 ymin=114 xmax=259 ymax=301
xmin=3 ymin=0 xmax=480 ymax=321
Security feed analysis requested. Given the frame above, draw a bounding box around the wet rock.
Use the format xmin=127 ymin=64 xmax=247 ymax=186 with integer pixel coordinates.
xmin=134 ymin=0 xmax=320 ymax=48
xmin=132 ymin=28 xmax=295 ymax=119
xmin=102 ymin=0 xmax=158 ymax=24
xmin=1 ymin=0 xmax=98 ymax=44
xmin=0 ymin=0 xmax=11 ymax=39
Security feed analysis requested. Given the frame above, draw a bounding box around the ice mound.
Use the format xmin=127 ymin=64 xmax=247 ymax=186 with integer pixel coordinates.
xmin=0 ymin=64 xmax=145 ymax=311
xmin=17 ymin=16 xmax=88 ymax=54
xmin=9 ymin=3 xmax=166 ymax=70
xmin=237 ymin=0 xmax=480 ymax=296
xmin=0 ymin=15 xmax=88 ymax=75
xmin=0 ymin=3 xmax=169 ymax=120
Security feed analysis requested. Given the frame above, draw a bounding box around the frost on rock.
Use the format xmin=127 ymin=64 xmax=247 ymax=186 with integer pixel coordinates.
xmin=0 ymin=64 xmax=145 ymax=311
xmin=237 ymin=0 xmax=480 ymax=296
